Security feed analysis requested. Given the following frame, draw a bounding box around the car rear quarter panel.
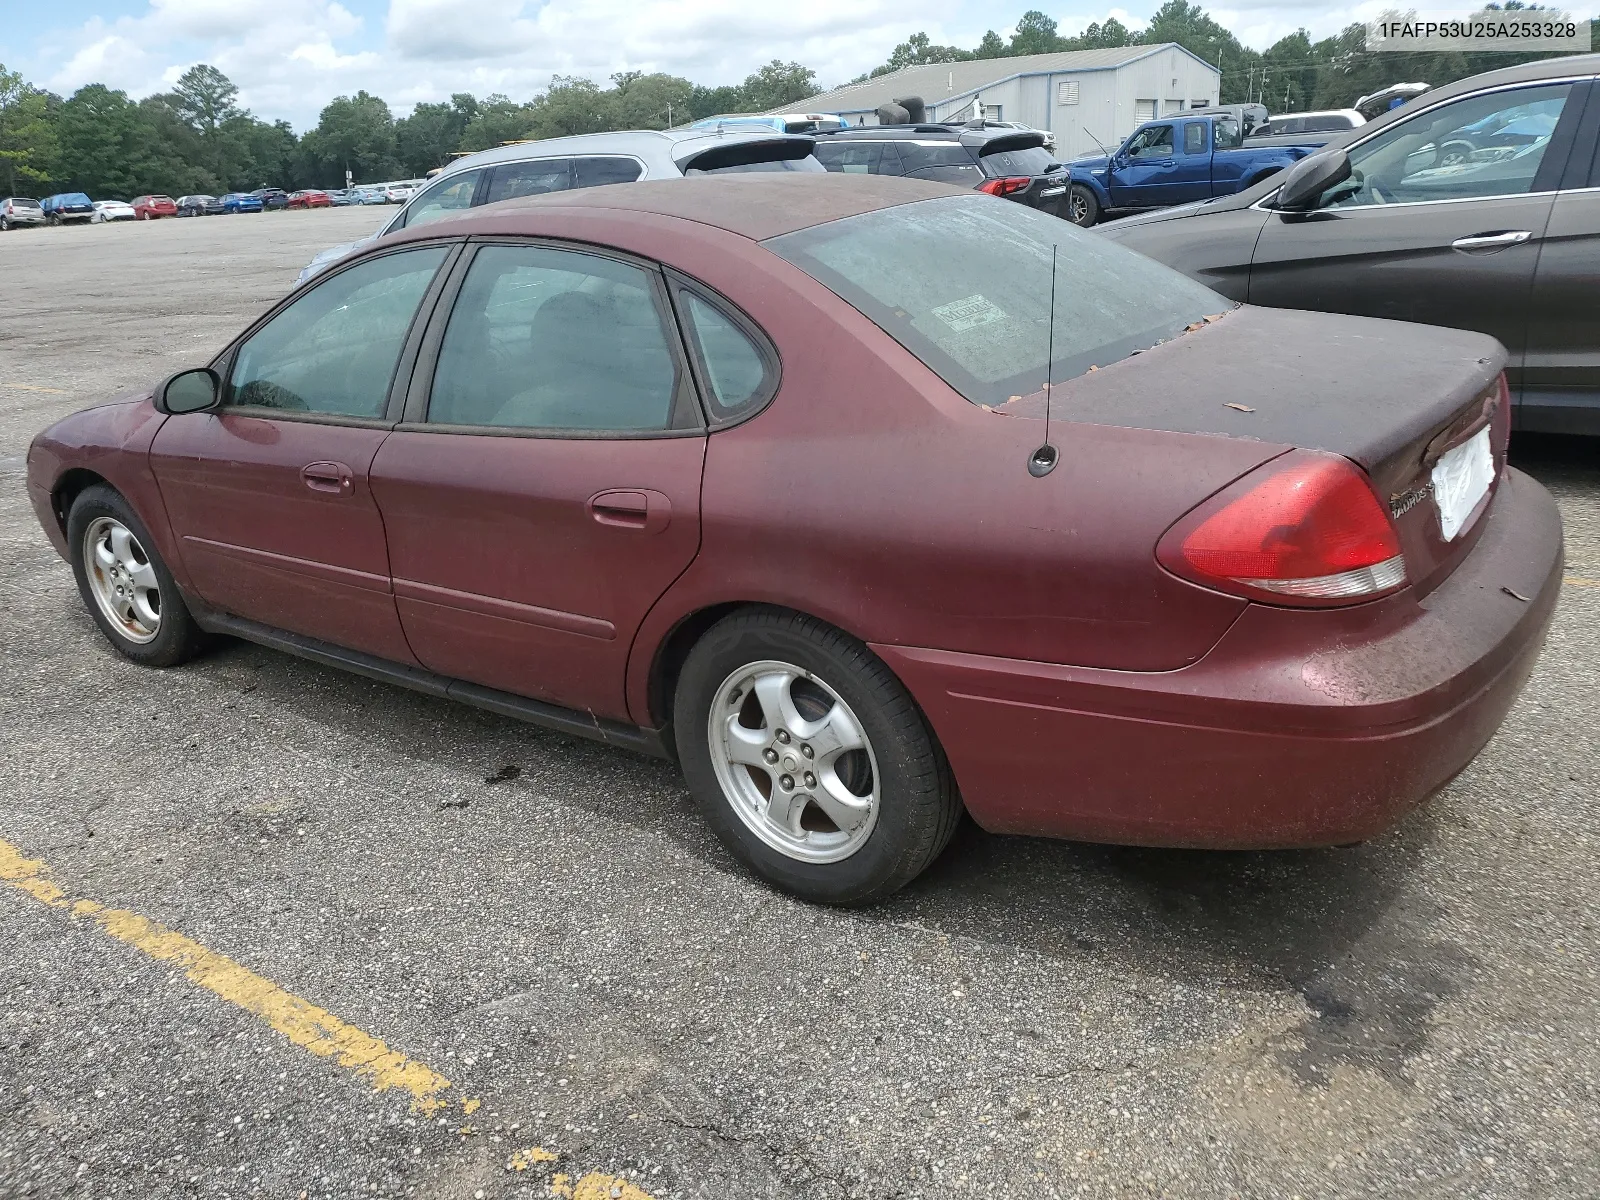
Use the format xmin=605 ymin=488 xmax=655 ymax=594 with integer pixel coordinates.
xmin=27 ymin=398 xmax=185 ymax=585
xmin=436 ymin=210 xmax=1292 ymax=726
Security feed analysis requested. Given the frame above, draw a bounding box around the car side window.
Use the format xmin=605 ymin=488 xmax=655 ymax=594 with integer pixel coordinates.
xmin=228 ymin=247 xmax=448 ymax=418
xmin=897 ymin=143 xmax=978 ymax=177
xmin=485 ymin=159 xmax=573 ymax=204
xmin=1183 ymin=122 xmax=1207 ymax=154
xmin=573 ymin=157 xmax=644 ymax=188
xmin=1322 ymin=82 xmax=1573 ymax=209
xmin=427 ymin=245 xmax=683 ymax=432
xmin=1128 ymin=125 xmax=1175 ymax=159
xmin=396 ymin=170 xmax=481 ymax=230
xmin=676 ymin=289 xmax=777 ymax=419
xmin=814 ymin=142 xmax=884 ymax=174
xmin=1214 ymin=117 xmax=1242 ymax=149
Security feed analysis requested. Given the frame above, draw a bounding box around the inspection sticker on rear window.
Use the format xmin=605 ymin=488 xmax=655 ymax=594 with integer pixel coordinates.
xmin=932 ymin=294 xmax=1007 ymax=333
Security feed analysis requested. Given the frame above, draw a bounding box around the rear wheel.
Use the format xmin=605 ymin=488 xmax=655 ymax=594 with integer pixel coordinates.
xmin=1067 ymin=184 xmax=1100 ymax=228
xmin=67 ymin=485 xmax=208 ymax=668
xmin=1 ymin=216 xmax=10 ymax=231
xmin=674 ymin=608 xmax=960 ymax=905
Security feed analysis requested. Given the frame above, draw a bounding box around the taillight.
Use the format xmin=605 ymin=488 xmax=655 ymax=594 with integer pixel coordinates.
xmin=1157 ymin=451 xmax=1406 ymax=606
xmin=979 ymin=176 xmax=1031 ymax=196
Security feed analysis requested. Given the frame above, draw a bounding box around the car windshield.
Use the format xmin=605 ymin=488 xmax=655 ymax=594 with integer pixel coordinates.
xmin=765 ymin=195 xmax=1231 ymax=409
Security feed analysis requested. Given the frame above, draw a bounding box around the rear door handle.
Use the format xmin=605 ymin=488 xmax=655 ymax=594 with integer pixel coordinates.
xmin=588 ymin=489 xmax=671 ymax=534
xmin=301 ymin=461 xmax=353 ymax=495
xmin=1451 ymin=230 xmax=1532 ymax=253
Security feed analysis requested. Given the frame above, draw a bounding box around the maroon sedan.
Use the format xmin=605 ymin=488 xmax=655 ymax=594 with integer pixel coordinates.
xmin=26 ymin=176 xmax=1561 ymax=904
xmin=288 ymin=190 xmax=331 ymax=209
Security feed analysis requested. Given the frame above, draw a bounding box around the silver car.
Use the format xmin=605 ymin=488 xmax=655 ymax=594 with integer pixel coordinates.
xmin=0 ymin=197 xmax=46 ymax=230
xmin=295 ymin=126 xmax=823 ymax=282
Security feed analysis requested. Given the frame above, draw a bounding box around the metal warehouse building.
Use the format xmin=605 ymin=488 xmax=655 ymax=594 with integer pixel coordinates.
xmin=783 ymin=45 xmax=1222 ymax=160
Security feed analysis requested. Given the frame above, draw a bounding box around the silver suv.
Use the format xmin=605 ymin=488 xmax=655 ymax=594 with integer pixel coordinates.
xmin=296 ymin=126 xmax=822 ymax=283
xmin=0 ymin=197 xmax=45 ymax=230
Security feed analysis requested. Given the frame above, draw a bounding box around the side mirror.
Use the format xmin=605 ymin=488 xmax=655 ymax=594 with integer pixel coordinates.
xmin=156 ymin=367 xmax=221 ymax=415
xmin=1273 ymin=149 xmax=1352 ymax=211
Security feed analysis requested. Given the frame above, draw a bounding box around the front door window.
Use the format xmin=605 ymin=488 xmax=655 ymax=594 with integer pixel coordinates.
xmin=228 ymin=247 xmax=448 ymax=418
xmin=1320 ymin=83 xmax=1574 ymax=208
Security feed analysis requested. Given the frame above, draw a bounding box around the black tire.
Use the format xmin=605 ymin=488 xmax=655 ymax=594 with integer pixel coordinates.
xmin=1067 ymin=184 xmax=1100 ymax=228
xmin=0 ymin=216 xmax=9 ymax=231
xmin=67 ymin=484 xmax=208 ymax=668
xmin=674 ymin=607 xmax=960 ymax=905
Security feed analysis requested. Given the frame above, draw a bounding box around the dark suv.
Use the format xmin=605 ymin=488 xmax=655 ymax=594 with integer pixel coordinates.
xmin=250 ymin=188 xmax=290 ymax=211
xmin=811 ymin=125 xmax=1068 ymax=216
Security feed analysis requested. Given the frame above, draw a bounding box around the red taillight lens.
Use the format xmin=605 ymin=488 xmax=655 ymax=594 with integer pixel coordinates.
xmin=1158 ymin=451 xmax=1406 ymax=605
xmin=979 ymin=176 xmax=1031 ymax=196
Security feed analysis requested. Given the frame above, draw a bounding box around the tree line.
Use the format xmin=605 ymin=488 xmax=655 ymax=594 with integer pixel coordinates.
xmin=1 ymin=2 xmax=1591 ymax=200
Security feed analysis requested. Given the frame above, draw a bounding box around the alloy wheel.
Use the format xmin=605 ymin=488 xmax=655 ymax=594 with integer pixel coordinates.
xmin=83 ymin=517 xmax=162 ymax=644
xmin=707 ymin=659 xmax=880 ymax=864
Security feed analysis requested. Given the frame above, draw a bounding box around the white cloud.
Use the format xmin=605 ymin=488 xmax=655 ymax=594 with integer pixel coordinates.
xmin=17 ymin=0 xmax=1430 ymax=131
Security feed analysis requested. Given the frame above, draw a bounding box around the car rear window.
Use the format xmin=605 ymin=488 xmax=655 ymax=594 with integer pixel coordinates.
xmin=978 ymin=145 xmax=1057 ymax=177
xmin=765 ymin=195 xmax=1232 ymax=409
xmin=13 ymin=198 xmax=40 ymax=208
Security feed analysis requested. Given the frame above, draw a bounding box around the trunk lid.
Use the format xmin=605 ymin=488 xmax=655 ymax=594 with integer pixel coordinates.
xmin=1048 ymin=305 xmax=1509 ymax=596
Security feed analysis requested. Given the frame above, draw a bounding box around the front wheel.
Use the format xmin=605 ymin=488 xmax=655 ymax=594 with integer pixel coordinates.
xmin=1067 ymin=184 xmax=1100 ymax=228
xmin=67 ymin=485 xmax=208 ymax=668
xmin=674 ymin=609 xmax=960 ymax=905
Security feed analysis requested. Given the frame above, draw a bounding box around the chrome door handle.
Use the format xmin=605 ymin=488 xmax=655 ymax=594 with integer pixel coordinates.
xmin=1451 ymin=230 xmax=1532 ymax=253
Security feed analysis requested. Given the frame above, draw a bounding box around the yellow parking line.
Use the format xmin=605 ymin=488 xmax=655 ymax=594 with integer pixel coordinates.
xmin=0 ymin=837 xmax=453 ymax=1111
xmin=1566 ymin=576 xmax=1600 ymax=588
xmin=0 ymin=837 xmax=658 ymax=1195
xmin=1 ymin=382 xmax=68 ymax=394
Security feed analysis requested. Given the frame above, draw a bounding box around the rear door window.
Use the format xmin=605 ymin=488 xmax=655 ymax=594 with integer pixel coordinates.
xmin=427 ymin=245 xmax=686 ymax=432
xmin=486 ymin=159 xmax=573 ymax=203
xmin=814 ymin=142 xmax=886 ymax=174
xmin=1183 ymin=122 xmax=1207 ymax=154
xmin=573 ymin=157 xmax=644 ymax=188
xmin=897 ymin=142 xmax=981 ymax=184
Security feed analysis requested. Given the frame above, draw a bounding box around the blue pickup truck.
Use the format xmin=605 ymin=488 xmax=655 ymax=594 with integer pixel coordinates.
xmin=1064 ymin=114 xmax=1325 ymax=227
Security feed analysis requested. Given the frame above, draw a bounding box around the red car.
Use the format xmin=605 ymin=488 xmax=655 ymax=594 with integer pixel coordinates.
xmin=288 ymin=190 xmax=331 ymax=209
xmin=25 ymin=176 xmax=1561 ymax=904
xmin=131 ymin=194 xmax=178 ymax=220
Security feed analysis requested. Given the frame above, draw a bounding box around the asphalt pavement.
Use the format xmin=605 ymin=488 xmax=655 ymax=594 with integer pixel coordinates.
xmin=1 ymin=208 xmax=1597 ymax=1199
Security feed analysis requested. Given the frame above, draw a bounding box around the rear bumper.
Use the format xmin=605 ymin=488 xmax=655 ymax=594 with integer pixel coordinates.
xmin=874 ymin=467 xmax=1562 ymax=848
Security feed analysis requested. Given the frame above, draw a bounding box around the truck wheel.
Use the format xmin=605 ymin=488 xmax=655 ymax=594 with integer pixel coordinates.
xmin=1067 ymin=185 xmax=1100 ymax=228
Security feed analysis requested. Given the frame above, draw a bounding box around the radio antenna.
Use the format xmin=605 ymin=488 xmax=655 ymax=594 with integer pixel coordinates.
xmin=1028 ymin=243 xmax=1060 ymax=478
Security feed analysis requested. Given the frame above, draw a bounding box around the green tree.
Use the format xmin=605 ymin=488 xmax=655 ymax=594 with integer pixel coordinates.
xmin=457 ymin=94 xmax=537 ymax=152
xmin=1081 ymin=17 xmax=1132 ymax=47
xmin=0 ymin=64 xmax=56 ymax=194
xmin=54 ymin=84 xmax=161 ymax=197
xmin=171 ymin=64 xmax=245 ymax=182
xmin=974 ymin=31 xmax=1008 ymax=59
xmin=741 ymin=61 xmax=818 ymax=111
xmin=1009 ymin=11 xmax=1065 ymax=54
xmin=528 ymin=76 xmax=618 ymax=138
xmin=612 ymin=72 xmax=695 ymax=129
xmin=300 ymin=91 xmax=399 ymax=187
xmin=395 ymin=93 xmax=479 ymax=174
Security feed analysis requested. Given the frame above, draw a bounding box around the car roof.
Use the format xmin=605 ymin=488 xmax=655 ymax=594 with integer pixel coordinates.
xmin=429 ymin=173 xmax=966 ymax=242
xmin=432 ymin=125 xmax=818 ymax=179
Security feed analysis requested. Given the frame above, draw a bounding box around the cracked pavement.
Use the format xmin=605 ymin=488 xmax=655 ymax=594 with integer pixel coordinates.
xmin=2 ymin=208 xmax=1598 ymax=1199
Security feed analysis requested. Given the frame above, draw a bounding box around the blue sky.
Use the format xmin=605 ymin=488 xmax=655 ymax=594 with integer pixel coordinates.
xmin=1 ymin=0 xmax=1401 ymax=131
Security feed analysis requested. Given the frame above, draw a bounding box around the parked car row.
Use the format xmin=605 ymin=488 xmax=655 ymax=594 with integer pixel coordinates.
xmin=2 ymin=188 xmax=347 ymax=228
